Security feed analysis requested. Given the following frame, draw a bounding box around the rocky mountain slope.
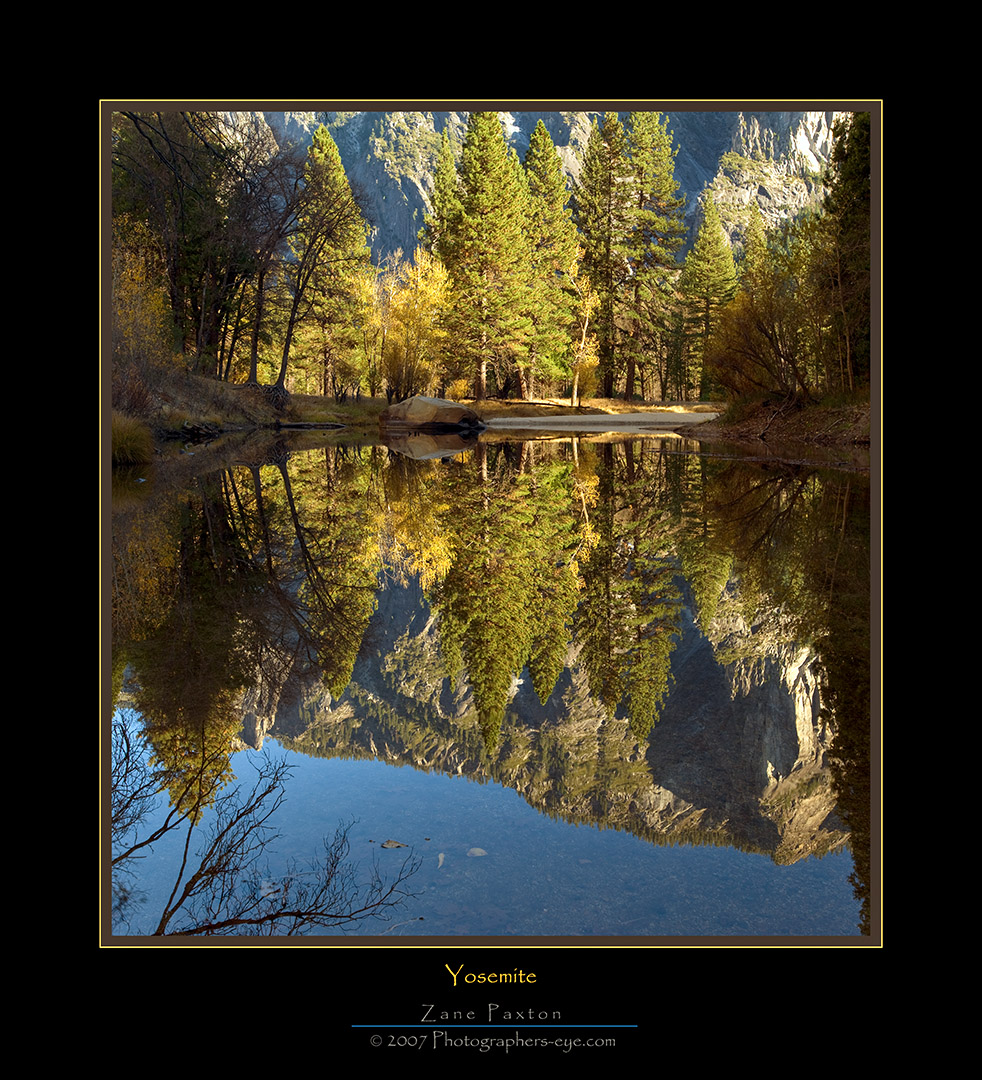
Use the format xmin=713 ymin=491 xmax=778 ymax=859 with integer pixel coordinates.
xmin=248 ymin=107 xmax=849 ymax=262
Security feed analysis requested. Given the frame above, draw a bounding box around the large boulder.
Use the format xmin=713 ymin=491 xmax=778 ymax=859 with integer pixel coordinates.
xmin=379 ymin=395 xmax=485 ymax=432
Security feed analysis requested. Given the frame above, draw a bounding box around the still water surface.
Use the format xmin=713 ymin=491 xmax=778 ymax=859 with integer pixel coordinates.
xmin=109 ymin=430 xmax=870 ymax=939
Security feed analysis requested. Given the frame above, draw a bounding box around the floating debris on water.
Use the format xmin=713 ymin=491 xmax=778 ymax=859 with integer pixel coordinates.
xmin=466 ymin=848 xmax=487 ymax=857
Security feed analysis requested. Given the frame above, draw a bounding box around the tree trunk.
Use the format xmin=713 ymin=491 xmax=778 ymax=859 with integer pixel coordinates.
xmin=248 ymin=269 xmax=267 ymax=384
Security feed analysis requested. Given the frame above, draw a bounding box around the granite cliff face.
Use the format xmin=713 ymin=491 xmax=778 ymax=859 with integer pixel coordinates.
xmin=236 ymin=108 xmax=849 ymax=262
xmin=240 ymin=569 xmax=846 ymax=865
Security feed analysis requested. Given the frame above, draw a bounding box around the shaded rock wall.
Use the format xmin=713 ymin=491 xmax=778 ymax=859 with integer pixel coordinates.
xmin=236 ymin=108 xmax=851 ymax=262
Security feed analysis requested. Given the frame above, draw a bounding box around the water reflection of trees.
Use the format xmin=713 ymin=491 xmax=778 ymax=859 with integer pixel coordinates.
xmin=110 ymin=445 xmax=417 ymax=935
xmin=429 ymin=443 xmax=582 ymax=750
xmin=374 ymin=438 xmax=871 ymax=931
xmin=381 ymin=440 xmax=688 ymax=747
xmin=111 ymin=437 xmax=872 ymax=933
xmin=111 ymin=715 xmax=420 ymax=936
xmin=576 ymin=443 xmax=684 ymax=740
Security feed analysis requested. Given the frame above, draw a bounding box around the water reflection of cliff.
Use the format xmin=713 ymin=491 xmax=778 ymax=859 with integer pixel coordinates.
xmin=112 ymin=436 xmax=871 ymax=932
xmin=270 ymin=568 xmax=845 ymax=860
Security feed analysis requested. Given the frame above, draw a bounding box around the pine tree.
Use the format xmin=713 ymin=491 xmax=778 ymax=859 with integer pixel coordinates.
xmin=506 ymin=147 xmax=537 ymax=397
xmin=421 ymin=130 xmax=462 ymax=265
xmin=822 ymin=112 xmax=871 ymax=390
xmin=574 ymin=112 xmax=634 ymax=397
xmin=444 ymin=112 xmax=532 ymax=399
xmin=627 ymin=112 xmax=687 ymax=275
xmin=740 ymin=200 xmax=768 ymax=289
xmin=624 ymin=111 xmax=687 ymax=399
xmin=277 ymin=125 xmax=368 ymax=392
xmin=680 ymin=193 xmax=737 ymax=399
xmin=523 ymin=120 xmax=579 ymax=398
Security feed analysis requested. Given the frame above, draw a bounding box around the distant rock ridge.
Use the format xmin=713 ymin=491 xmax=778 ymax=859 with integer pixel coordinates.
xmin=232 ymin=108 xmax=852 ymax=261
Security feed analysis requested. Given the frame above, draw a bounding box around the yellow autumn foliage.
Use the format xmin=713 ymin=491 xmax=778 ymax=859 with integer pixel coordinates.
xmin=111 ymin=216 xmax=175 ymax=372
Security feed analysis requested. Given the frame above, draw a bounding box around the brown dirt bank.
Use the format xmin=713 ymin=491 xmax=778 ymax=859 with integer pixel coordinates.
xmin=685 ymin=398 xmax=872 ymax=466
xmin=674 ymin=398 xmax=872 ymax=473
xmin=692 ymin=398 xmax=870 ymax=446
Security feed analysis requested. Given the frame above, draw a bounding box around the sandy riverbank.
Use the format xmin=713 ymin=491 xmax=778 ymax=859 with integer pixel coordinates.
xmin=484 ymin=410 xmax=719 ymax=432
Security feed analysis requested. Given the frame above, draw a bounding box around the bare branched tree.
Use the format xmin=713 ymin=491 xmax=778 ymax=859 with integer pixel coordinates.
xmin=110 ymin=717 xmax=420 ymax=937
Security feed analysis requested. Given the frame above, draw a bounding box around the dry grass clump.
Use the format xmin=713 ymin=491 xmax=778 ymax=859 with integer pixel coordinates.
xmin=290 ymin=394 xmax=388 ymax=429
xmin=111 ymin=411 xmax=155 ymax=466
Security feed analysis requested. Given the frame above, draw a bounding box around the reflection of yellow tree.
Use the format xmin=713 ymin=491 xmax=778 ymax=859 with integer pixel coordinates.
xmin=375 ymin=453 xmax=455 ymax=591
xmin=137 ymin=690 xmax=241 ymax=821
xmin=128 ymin=483 xmax=262 ymax=812
xmin=111 ymin=488 xmax=184 ymax=714
xmin=115 ymin=448 xmax=385 ymax=820
xmin=112 ymin=498 xmax=180 ymax=646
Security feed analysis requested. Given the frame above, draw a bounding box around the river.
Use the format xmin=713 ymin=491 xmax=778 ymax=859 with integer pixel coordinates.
xmin=108 ymin=427 xmax=871 ymax=940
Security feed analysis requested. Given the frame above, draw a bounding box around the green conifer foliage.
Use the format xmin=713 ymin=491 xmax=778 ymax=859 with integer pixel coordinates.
xmin=822 ymin=112 xmax=871 ymax=389
xmin=574 ymin=444 xmax=684 ymax=738
xmin=624 ymin=112 xmax=687 ymax=398
xmin=447 ymin=112 xmax=533 ymax=398
xmin=524 ymin=463 xmax=581 ymax=704
xmin=431 ymin=448 xmax=537 ymax=751
xmin=574 ymin=113 xmax=634 ymax=397
xmin=523 ymin=120 xmax=579 ymax=397
xmin=627 ymin=112 xmax=687 ymax=276
xmin=278 ymin=125 xmax=368 ymax=390
xmin=681 ymin=193 xmax=737 ymax=398
xmin=422 ymin=130 xmax=462 ymax=264
xmin=740 ymin=200 xmax=769 ymax=289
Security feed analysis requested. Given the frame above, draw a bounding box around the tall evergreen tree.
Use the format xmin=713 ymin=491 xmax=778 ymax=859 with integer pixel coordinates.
xmin=627 ymin=112 xmax=687 ymax=275
xmin=523 ymin=120 xmax=579 ymax=398
xmin=421 ymin=130 xmax=462 ymax=265
xmin=680 ymin=193 xmax=737 ymax=399
xmin=822 ymin=112 xmax=871 ymax=390
xmin=574 ymin=112 xmax=634 ymax=397
xmin=443 ymin=112 xmax=532 ymax=399
xmin=624 ymin=111 xmax=687 ymax=399
xmin=276 ymin=125 xmax=368 ymax=393
xmin=740 ymin=200 xmax=769 ymax=289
